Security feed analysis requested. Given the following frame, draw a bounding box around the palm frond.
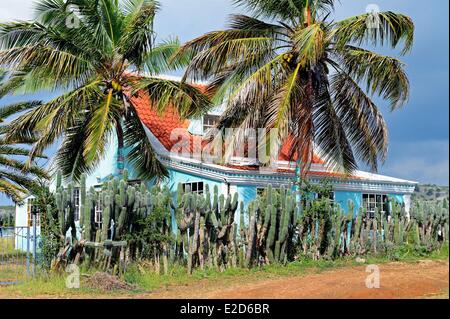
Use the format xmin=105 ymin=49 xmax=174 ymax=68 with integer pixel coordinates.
xmin=313 ymin=69 xmax=357 ymax=173
xmin=294 ymin=23 xmax=326 ymax=66
xmin=0 ymin=179 xmax=27 ymax=203
xmin=334 ymin=45 xmax=410 ymax=109
xmin=232 ymin=0 xmax=334 ymax=22
xmin=0 ymin=101 xmax=42 ymax=122
xmin=4 ymin=80 xmax=101 ymax=157
xmin=0 ymin=156 xmax=48 ymax=179
xmin=333 ymin=11 xmax=414 ymax=55
xmin=0 ymin=170 xmax=41 ymax=192
xmin=119 ymin=0 xmax=158 ymax=68
xmin=0 ymin=70 xmax=27 ymax=99
xmin=331 ymin=71 xmax=388 ymax=171
xmin=144 ymin=37 xmax=185 ymax=75
xmin=265 ymin=63 xmax=301 ymax=140
xmin=0 ymin=144 xmax=44 ymax=158
xmin=82 ymin=88 xmax=119 ymax=165
xmin=53 ymin=116 xmax=91 ymax=180
xmin=135 ymin=78 xmax=212 ymax=119
xmin=0 ymin=45 xmax=95 ymax=89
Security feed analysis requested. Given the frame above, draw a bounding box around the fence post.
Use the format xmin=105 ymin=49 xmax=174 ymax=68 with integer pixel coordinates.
xmin=33 ymin=214 xmax=37 ymax=277
xmin=26 ymin=226 xmax=30 ymax=278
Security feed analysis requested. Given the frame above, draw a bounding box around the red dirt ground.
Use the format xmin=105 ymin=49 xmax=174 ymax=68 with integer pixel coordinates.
xmin=144 ymin=260 xmax=449 ymax=299
xmin=0 ymin=260 xmax=448 ymax=299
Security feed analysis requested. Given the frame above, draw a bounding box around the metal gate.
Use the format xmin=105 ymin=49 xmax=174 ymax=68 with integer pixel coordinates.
xmin=0 ymin=226 xmax=36 ymax=285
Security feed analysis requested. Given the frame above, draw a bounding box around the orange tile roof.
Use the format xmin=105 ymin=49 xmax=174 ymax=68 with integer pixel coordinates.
xmin=130 ymin=91 xmax=203 ymax=154
xmin=278 ymin=137 xmax=324 ymax=164
xmin=131 ymin=90 xmax=327 ymax=172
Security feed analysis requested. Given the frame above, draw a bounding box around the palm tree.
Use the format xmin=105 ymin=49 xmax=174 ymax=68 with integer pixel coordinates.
xmin=0 ymin=70 xmax=48 ymax=203
xmin=175 ymin=0 xmax=414 ymax=176
xmin=0 ymin=136 xmax=49 ymax=203
xmin=0 ymin=0 xmax=210 ymax=182
xmin=0 ymin=102 xmax=48 ymax=203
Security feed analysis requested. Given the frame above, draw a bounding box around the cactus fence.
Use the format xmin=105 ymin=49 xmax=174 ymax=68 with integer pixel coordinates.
xmin=41 ymin=172 xmax=449 ymax=275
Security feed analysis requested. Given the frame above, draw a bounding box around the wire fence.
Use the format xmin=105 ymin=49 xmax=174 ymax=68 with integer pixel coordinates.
xmin=0 ymin=226 xmax=36 ymax=285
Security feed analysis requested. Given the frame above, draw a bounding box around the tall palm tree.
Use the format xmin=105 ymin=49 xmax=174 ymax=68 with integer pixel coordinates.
xmin=176 ymin=0 xmax=414 ymax=176
xmin=0 ymin=0 xmax=210 ymax=181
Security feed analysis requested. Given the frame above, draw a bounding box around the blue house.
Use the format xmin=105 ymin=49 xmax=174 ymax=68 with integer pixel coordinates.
xmin=16 ymin=77 xmax=417 ymax=236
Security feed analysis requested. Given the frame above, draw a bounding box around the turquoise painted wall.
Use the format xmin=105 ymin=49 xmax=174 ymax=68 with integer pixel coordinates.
xmin=84 ymin=133 xmax=119 ymax=188
xmin=237 ymin=185 xmax=257 ymax=210
xmin=163 ymin=168 xmax=224 ymax=196
xmin=334 ymin=191 xmax=362 ymax=217
xmin=162 ymin=168 xmax=225 ymax=233
xmin=389 ymin=194 xmax=405 ymax=204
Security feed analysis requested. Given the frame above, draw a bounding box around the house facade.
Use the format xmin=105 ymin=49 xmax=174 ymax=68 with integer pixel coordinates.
xmin=15 ymin=79 xmax=418 ymax=241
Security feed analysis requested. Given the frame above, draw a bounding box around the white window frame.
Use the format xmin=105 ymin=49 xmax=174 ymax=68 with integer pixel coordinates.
xmin=182 ymin=181 xmax=204 ymax=195
xmin=94 ymin=195 xmax=103 ymax=225
xmin=203 ymin=114 xmax=220 ymax=133
xmin=73 ymin=188 xmax=81 ymax=222
xmin=362 ymin=193 xmax=389 ymax=218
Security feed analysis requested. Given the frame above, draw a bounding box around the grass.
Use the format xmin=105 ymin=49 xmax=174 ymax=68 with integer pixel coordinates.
xmin=0 ymin=237 xmax=16 ymax=255
xmin=1 ymin=244 xmax=448 ymax=298
xmin=0 ymin=237 xmax=34 ymax=285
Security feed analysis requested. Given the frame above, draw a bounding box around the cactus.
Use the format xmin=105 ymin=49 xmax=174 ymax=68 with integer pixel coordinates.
xmin=43 ymin=169 xmax=449 ymax=274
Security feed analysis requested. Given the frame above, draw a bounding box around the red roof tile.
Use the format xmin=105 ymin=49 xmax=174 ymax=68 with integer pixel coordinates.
xmin=278 ymin=137 xmax=324 ymax=164
xmin=130 ymin=91 xmax=203 ymax=154
xmin=131 ymin=90 xmax=326 ymax=170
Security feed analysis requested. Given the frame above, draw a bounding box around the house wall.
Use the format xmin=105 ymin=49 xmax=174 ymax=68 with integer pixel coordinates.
xmin=15 ymin=198 xmax=30 ymax=228
xmin=85 ymin=133 xmax=120 ymax=187
xmin=334 ymin=191 xmax=362 ymax=217
xmin=187 ymin=105 xmax=226 ymax=136
xmin=164 ymin=168 xmax=225 ymax=197
xmin=14 ymin=196 xmax=40 ymax=251
xmin=389 ymin=194 xmax=406 ymax=205
xmin=49 ymin=133 xmax=120 ymax=192
xmin=237 ymin=185 xmax=257 ymax=209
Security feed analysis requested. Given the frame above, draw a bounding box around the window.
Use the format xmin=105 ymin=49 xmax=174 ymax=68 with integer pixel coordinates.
xmin=257 ymin=187 xmax=285 ymax=198
xmin=203 ymin=114 xmax=220 ymax=133
xmin=94 ymin=196 xmax=103 ymax=226
xmin=363 ymin=194 xmax=389 ymax=218
xmin=127 ymin=179 xmax=143 ymax=187
xmin=27 ymin=198 xmax=40 ymax=227
xmin=182 ymin=182 xmax=204 ymax=194
xmin=318 ymin=192 xmax=334 ymax=201
xmin=73 ymin=188 xmax=80 ymax=222
xmin=257 ymin=188 xmax=266 ymax=197
xmin=316 ymin=192 xmax=335 ymax=207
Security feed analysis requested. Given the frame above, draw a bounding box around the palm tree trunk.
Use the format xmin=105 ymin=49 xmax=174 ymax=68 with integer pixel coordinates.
xmin=116 ymin=121 xmax=125 ymax=175
xmin=294 ymin=1 xmax=314 ymax=205
xmin=294 ymin=73 xmax=314 ymax=208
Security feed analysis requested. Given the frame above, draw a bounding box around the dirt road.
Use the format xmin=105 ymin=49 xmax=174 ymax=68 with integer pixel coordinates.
xmin=145 ymin=260 xmax=449 ymax=299
xmin=1 ymin=260 xmax=448 ymax=299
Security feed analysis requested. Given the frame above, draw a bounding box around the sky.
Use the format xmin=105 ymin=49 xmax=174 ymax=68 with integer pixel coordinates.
xmin=0 ymin=0 xmax=449 ymax=205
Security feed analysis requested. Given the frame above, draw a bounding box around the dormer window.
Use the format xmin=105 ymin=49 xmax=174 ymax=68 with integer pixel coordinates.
xmin=203 ymin=114 xmax=220 ymax=134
